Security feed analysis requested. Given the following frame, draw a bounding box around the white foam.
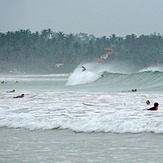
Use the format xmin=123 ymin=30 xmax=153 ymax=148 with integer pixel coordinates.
xmin=1 ymin=88 xmax=163 ymax=133
xmin=66 ymin=61 xmax=139 ymax=86
xmin=66 ymin=62 xmax=103 ymax=85
xmin=139 ymin=65 xmax=163 ymax=72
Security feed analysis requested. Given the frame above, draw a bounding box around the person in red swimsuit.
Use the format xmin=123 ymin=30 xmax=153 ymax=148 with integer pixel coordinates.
xmin=147 ymin=102 xmax=159 ymax=111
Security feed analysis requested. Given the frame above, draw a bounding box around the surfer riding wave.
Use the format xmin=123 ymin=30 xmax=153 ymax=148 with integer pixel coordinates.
xmin=82 ymin=66 xmax=86 ymax=71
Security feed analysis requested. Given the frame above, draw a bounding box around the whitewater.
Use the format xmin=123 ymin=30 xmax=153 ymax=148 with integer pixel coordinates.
xmin=1 ymin=62 xmax=163 ymax=162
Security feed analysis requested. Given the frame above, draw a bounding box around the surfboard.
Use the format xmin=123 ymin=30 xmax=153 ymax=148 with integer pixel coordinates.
xmin=82 ymin=102 xmax=109 ymax=107
xmin=82 ymin=102 xmax=94 ymax=106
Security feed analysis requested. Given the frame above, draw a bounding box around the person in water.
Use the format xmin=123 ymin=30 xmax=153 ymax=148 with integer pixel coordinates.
xmin=82 ymin=66 xmax=86 ymax=71
xmin=13 ymin=94 xmax=24 ymax=98
xmin=147 ymin=102 xmax=159 ymax=111
xmin=7 ymin=89 xmax=15 ymax=93
xmin=146 ymin=100 xmax=150 ymax=105
xmin=1 ymin=81 xmax=8 ymax=84
xmin=126 ymin=89 xmax=137 ymax=92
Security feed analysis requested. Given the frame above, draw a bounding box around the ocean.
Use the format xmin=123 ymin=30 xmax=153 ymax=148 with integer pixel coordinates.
xmin=1 ymin=62 xmax=163 ymax=162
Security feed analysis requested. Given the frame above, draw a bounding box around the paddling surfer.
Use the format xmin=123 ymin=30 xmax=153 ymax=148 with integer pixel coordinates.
xmin=7 ymin=89 xmax=15 ymax=93
xmin=13 ymin=94 xmax=24 ymax=98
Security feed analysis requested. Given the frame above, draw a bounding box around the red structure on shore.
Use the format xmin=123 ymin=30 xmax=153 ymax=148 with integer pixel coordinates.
xmin=95 ymin=48 xmax=115 ymax=62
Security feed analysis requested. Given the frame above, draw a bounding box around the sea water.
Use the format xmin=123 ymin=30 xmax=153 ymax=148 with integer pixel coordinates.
xmin=1 ymin=63 xmax=163 ymax=162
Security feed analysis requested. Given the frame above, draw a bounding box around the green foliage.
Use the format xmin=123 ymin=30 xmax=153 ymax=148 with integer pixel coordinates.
xmin=0 ymin=29 xmax=163 ymax=73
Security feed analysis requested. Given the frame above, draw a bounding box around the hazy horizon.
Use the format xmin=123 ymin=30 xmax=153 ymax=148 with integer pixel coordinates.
xmin=0 ymin=0 xmax=163 ymax=37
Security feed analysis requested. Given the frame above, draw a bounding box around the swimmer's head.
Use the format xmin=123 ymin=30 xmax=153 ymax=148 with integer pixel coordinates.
xmin=154 ymin=102 xmax=159 ymax=107
xmin=146 ymin=100 xmax=150 ymax=105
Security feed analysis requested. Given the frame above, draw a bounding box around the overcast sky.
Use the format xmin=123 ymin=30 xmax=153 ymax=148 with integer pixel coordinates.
xmin=0 ymin=0 xmax=163 ymax=37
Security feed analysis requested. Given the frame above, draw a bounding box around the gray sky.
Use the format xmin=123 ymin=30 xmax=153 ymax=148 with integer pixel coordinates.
xmin=0 ymin=0 xmax=163 ymax=37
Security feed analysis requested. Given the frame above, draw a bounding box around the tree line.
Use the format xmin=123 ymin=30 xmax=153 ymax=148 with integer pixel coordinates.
xmin=0 ymin=29 xmax=163 ymax=73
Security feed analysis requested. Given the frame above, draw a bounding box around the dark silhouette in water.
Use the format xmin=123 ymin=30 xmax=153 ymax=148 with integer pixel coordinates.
xmin=1 ymin=81 xmax=8 ymax=84
xmin=13 ymin=94 xmax=24 ymax=98
xmin=121 ymin=89 xmax=137 ymax=92
xmin=146 ymin=100 xmax=150 ymax=105
xmin=7 ymin=89 xmax=15 ymax=93
xmin=82 ymin=66 xmax=86 ymax=71
xmin=147 ymin=102 xmax=159 ymax=111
